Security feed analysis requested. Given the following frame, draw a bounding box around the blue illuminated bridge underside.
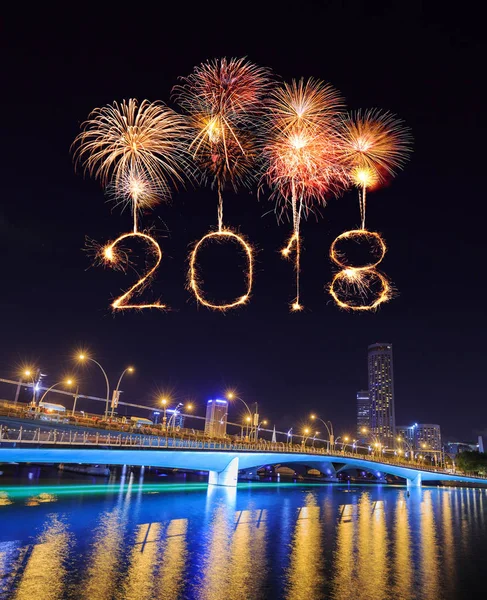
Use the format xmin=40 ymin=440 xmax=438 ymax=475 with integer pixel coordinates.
xmin=1 ymin=447 xmax=485 ymax=489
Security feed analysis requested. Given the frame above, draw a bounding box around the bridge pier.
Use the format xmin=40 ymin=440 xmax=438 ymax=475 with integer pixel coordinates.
xmin=208 ymin=457 xmax=239 ymax=488
xmin=407 ymin=472 xmax=422 ymax=487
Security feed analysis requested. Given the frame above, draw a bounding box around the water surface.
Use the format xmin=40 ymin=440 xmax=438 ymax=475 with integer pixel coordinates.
xmin=0 ymin=469 xmax=486 ymax=599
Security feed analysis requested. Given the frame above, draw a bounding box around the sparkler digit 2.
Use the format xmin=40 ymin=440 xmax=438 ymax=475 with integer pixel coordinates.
xmin=73 ymin=99 xmax=190 ymax=310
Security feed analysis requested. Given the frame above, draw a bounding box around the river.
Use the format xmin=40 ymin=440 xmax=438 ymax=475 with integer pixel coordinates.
xmin=0 ymin=465 xmax=486 ymax=599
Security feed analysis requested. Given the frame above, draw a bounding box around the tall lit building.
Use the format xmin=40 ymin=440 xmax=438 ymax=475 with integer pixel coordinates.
xmin=396 ymin=425 xmax=415 ymax=446
xmin=204 ymin=398 xmax=228 ymax=438
xmin=397 ymin=423 xmax=442 ymax=452
xmin=368 ymin=343 xmax=396 ymax=445
xmin=356 ymin=390 xmax=371 ymax=438
xmin=416 ymin=424 xmax=441 ymax=452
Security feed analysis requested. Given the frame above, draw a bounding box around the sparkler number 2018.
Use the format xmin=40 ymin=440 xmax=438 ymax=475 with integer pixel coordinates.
xmin=73 ymin=57 xmax=412 ymax=313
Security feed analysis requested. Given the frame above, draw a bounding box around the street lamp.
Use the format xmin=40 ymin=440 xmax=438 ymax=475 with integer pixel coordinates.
xmin=227 ymin=391 xmax=256 ymax=439
xmin=167 ymin=402 xmax=192 ymax=431
xmin=22 ymin=368 xmax=39 ymax=406
xmin=256 ymin=419 xmax=268 ymax=441
xmin=302 ymin=427 xmax=311 ymax=447
xmin=243 ymin=415 xmax=252 ymax=440
xmin=38 ymin=378 xmax=75 ymax=411
xmin=110 ymin=366 xmax=134 ymax=418
xmin=77 ymin=353 xmax=110 ymax=420
xmin=160 ymin=397 xmax=169 ymax=429
xmin=311 ymin=431 xmax=320 ymax=448
xmin=397 ymin=436 xmax=414 ymax=462
xmin=310 ymin=414 xmax=334 ymax=450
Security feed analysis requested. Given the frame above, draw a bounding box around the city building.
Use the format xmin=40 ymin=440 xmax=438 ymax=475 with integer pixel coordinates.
xmin=356 ymin=390 xmax=370 ymax=438
xmin=444 ymin=441 xmax=479 ymax=455
xmin=204 ymin=398 xmax=228 ymax=438
xmin=416 ymin=423 xmax=441 ymax=452
xmin=397 ymin=423 xmax=442 ymax=452
xmin=368 ymin=343 xmax=396 ymax=446
xmin=396 ymin=424 xmax=415 ymax=445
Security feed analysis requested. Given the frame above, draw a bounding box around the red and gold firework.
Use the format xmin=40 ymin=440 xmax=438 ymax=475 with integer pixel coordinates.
xmin=175 ymin=57 xmax=271 ymax=310
xmin=262 ymin=78 xmax=349 ymax=310
xmin=174 ymin=57 xmax=271 ymax=229
xmin=327 ymin=111 xmax=411 ymax=311
xmin=340 ymin=109 xmax=412 ymax=228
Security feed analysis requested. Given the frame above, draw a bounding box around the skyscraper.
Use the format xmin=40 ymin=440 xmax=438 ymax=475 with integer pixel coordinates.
xmin=356 ymin=390 xmax=371 ymax=438
xmin=368 ymin=343 xmax=396 ymax=446
xmin=204 ymin=398 xmax=228 ymax=438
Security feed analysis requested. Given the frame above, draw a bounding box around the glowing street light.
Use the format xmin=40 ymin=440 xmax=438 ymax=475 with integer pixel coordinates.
xmin=110 ymin=366 xmax=135 ymax=418
xmin=310 ymin=414 xmax=334 ymax=449
xmin=77 ymin=352 xmax=110 ymax=419
xmin=38 ymin=378 xmax=75 ymax=411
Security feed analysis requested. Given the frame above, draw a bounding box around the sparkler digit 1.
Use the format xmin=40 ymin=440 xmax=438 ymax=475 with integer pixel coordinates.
xmin=72 ymin=99 xmax=190 ymax=310
xmin=262 ymin=78 xmax=349 ymax=311
xmin=174 ymin=57 xmax=271 ymax=310
xmin=328 ymin=109 xmax=412 ymax=311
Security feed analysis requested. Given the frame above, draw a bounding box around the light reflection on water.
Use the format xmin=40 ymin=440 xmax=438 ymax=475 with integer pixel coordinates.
xmin=0 ymin=483 xmax=486 ymax=600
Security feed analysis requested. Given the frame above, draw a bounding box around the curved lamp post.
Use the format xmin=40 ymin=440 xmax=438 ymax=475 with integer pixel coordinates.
xmin=310 ymin=414 xmax=334 ymax=450
xmin=227 ymin=392 xmax=254 ymax=440
xmin=38 ymin=379 xmax=74 ymax=411
xmin=78 ymin=354 xmax=110 ymax=420
xmin=23 ymin=368 xmax=38 ymax=407
xmin=167 ymin=402 xmax=193 ymax=431
xmin=397 ymin=436 xmax=415 ymax=462
xmin=256 ymin=419 xmax=268 ymax=441
xmin=110 ymin=366 xmax=134 ymax=418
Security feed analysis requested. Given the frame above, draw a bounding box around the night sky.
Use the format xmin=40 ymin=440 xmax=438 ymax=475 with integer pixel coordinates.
xmin=2 ymin=3 xmax=486 ymax=440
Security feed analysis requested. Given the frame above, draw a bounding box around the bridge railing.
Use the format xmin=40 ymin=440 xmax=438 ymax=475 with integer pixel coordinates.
xmin=1 ymin=424 xmax=485 ymax=480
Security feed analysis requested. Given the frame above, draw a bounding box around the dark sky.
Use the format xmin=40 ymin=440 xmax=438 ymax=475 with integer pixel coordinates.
xmin=2 ymin=2 xmax=486 ymax=440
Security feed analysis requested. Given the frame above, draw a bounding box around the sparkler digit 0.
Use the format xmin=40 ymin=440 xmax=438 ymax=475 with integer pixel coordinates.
xmin=175 ymin=57 xmax=270 ymax=310
xmin=72 ymin=98 xmax=190 ymax=311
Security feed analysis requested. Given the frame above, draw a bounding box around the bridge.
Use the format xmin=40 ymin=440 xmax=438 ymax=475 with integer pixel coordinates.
xmin=1 ymin=425 xmax=485 ymax=488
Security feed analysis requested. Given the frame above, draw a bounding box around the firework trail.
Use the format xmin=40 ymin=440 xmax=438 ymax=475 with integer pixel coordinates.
xmin=328 ymin=110 xmax=412 ymax=311
xmin=340 ymin=109 xmax=412 ymax=229
xmin=262 ymin=77 xmax=349 ymax=310
xmin=175 ymin=57 xmax=271 ymax=309
xmin=73 ymin=98 xmax=190 ymax=310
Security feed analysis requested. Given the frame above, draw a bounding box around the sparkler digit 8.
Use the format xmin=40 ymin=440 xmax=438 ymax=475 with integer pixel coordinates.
xmin=327 ymin=110 xmax=412 ymax=311
xmin=174 ymin=57 xmax=270 ymax=310
xmin=328 ymin=229 xmax=392 ymax=310
xmin=72 ymin=99 xmax=190 ymax=310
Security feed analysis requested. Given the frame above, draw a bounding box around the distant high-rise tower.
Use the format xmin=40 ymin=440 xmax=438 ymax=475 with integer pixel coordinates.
xmin=368 ymin=343 xmax=396 ymax=445
xmin=356 ymin=390 xmax=371 ymax=438
xmin=204 ymin=398 xmax=228 ymax=438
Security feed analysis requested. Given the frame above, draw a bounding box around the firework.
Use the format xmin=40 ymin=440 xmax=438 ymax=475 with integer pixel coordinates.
xmin=73 ymin=98 xmax=189 ymax=311
xmin=340 ymin=109 xmax=412 ymax=229
xmin=327 ymin=111 xmax=411 ymax=311
xmin=174 ymin=57 xmax=270 ymax=229
xmin=175 ymin=57 xmax=269 ymax=309
xmin=73 ymin=98 xmax=190 ymax=200
xmin=101 ymin=232 xmax=165 ymax=310
xmin=262 ymin=77 xmax=349 ymax=310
